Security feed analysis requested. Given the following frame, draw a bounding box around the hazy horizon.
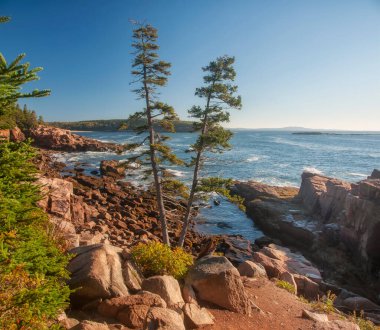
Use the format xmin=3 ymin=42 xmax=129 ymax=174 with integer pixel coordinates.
xmin=1 ymin=0 xmax=379 ymax=130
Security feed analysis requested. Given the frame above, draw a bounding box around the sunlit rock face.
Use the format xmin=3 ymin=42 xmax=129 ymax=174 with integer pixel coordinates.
xmin=298 ymin=170 xmax=380 ymax=270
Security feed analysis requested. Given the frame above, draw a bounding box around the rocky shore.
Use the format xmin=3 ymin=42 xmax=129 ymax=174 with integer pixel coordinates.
xmin=233 ymin=170 xmax=380 ymax=323
xmin=26 ymin=125 xmax=378 ymax=329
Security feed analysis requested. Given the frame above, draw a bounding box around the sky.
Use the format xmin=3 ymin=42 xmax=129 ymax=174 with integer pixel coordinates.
xmin=1 ymin=0 xmax=380 ymax=130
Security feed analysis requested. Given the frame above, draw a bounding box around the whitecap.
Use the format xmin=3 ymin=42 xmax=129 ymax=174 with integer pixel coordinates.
xmin=247 ymin=156 xmax=260 ymax=162
xmin=126 ymin=162 xmax=141 ymax=169
xmin=303 ymin=166 xmax=323 ymax=175
xmin=348 ymin=172 xmax=367 ymax=178
xmin=164 ymin=169 xmax=185 ymax=177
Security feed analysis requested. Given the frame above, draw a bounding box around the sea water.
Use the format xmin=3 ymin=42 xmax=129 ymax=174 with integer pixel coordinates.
xmin=56 ymin=130 xmax=380 ymax=241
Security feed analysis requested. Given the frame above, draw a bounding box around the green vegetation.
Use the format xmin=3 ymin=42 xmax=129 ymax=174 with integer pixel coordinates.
xmin=275 ymin=280 xmax=296 ymax=294
xmin=131 ymin=241 xmax=193 ymax=280
xmin=0 ymin=141 xmax=70 ymax=329
xmin=197 ymin=177 xmax=245 ymax=211
xmin=0 ymin=16 xmax=69 ymax=329
xmin=352 ymin=311 xmax=376 ymax=330
xmin=0 ymin=16 xmax=47 ymax=130
xmin=162 ymin=178 xmax=190 ymax=199
xmin=0 ymin=103 xmax=43 ymax=130
xmin=178 ymin=56 xmax=242 ymax=247
xmin=311 ymin=291 xmax=337 ymax=314
xmin=127 ymin=22 xmax=184 ymax=246
xmin=48 ymin=119 xmax=195 ymax=132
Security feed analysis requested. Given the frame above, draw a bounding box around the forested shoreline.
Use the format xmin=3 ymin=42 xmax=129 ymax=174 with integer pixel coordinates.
xmin=48 ymin=119 xmax=195 ymax=132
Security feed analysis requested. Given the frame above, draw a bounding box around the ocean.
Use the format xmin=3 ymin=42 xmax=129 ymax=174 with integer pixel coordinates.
xmin=56 ymin=130 xmax=380 ymax=242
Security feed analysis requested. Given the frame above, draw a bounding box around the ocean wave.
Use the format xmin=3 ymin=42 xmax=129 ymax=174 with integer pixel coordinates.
xmin=347 ymin=172 xmax=367 ymax=178
xmin=164 ymin=169 xmax=185 ymax=177
xmin=246 ymin=155 xmax=260 ymax=162
xmin=273 ymin=137 xmax=316 ymax=150
xmin=255 ymin=177 xmax=298 ymax=187
xmin=303 ymin=166 xmax=323 ymax=175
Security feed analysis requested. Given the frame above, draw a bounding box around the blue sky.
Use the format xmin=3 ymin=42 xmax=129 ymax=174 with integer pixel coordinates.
xmin=1 ymin=0 xmax=379 ymax=130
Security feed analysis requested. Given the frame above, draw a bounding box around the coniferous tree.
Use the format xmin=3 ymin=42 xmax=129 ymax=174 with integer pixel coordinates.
xmin=128 ymin=23 xmax=182 ymax=246
xmin=0 ymin=16 xmax=10 ymax=24
xmin=178 ymin=56 xmax=242 ymax=247
xmin=0 ymin=16 xmax=50 ymax=128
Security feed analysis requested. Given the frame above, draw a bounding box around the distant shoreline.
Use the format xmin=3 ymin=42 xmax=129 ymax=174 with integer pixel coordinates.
xmin=292 ymin=131 xmax=380 ymax=136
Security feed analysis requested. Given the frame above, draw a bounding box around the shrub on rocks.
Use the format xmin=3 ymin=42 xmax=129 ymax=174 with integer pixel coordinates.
xmin=131 ymin=241 xmax=193 ymax=280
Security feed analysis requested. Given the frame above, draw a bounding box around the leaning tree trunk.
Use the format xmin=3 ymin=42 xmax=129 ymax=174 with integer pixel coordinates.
xmin=143 ymin=67 xmax=170 ymax=246
xmin=178 ymin=92 xmax=212 ymax=247
xmin=178 ymin=150 xmax=202 ymax=247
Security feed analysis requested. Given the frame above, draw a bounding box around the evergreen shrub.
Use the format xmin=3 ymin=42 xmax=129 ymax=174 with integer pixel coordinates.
xmin=0 ymin=141 xmax=70 ymax=329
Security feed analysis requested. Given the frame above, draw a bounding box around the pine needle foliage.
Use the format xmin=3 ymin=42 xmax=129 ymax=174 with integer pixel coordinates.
xmin=127 ymin=22 xmax=183 ymax=246
xmin=0 ymin=16 xmax=50 ymax=129
xmin=0 ymin=16 xmax=10 ymax=24
xmin=178 ymin=56 xmax=242 ymax=247
xmin=196 ymin=177 xmax=245 ymax=211
xmin=0 ymin=141 xmax=71 ymax=329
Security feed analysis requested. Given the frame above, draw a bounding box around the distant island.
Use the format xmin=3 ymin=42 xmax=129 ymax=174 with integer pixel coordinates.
xmin=48 ymin=119 xmax=196 ymax=132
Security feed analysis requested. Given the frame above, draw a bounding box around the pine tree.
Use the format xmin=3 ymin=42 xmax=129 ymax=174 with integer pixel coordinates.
xmin=128 ymin=23 xmax=183 ymax=246
xmin=0 ymin=16 xmax=10 ymax=24
xmin=0 ymin=17 xmax=50 ymax=128
xmin=178 ymin=56 xmax=242 ymax=247
xmin=0 ymin=53 xmax=50 ymax=112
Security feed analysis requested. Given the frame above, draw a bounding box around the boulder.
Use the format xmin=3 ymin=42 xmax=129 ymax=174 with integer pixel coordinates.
xmin=67 ymin=244 xmax=129 ymax=306
xmin=359 ymin=180 xmax=380 ymax=202
xmin=185 ymin=256 xmax=251 ymax=314
xmin=183 ymin=303 xmax=214 ymax=328
xmin=141 ymin=275 xmax=184 ymax=308
xmin=253 ymin=244 xmax=321 ymax=299
xmin=370 ymin=169 xmax=380 ymax=179
xmin=144 ymin=307 xmax=185 ymax=330
xmin=298 ymin=172 xmax=330 ymax=214
xmin=182 ymin=284 xmax=198 ymax=305
xmin=252 ymin=251 xmax=286 ymax=278
xmin=71 ymin=321 xmax=110 ymax=330
xmin=293 ymin=274 xmax=319 ymax=299
xmin=57 ymin=312 xmax=80 ymax=329
xmin=97 ymin=292 xmax=166 ymax=328
xmin=122 ymin=260 xmax=143 ymax=292
xmin=117 ymin=305 xmax=150 ymax=329
xmin=259 ymin=244 xmax=322 ymax=282
xmin=100 ymin=160 xmax=125 ymax=179
xmin=238 ymin=260 xmax=267 ymax=278
xmin=50 ymin=216 xmax=79 ymax=249
xmin=314 ymin=320 xmax=359 ymax=330
xmin=0 ymin=129 xmax=10 ymax=141
xmin=279 ymin=271 xmax=297 ymax=294
xmin=217 ymin=236 xmax=253 ymax=265
xmin=302 ymin=309 xmax=328 ymax=322
xmin=10 ymin=127 xmax=25 ymax=142
xmin=38 ymin=177 xmax=73 ymax=220
xmin=342 ymin=296 xmax=380 ymax=312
